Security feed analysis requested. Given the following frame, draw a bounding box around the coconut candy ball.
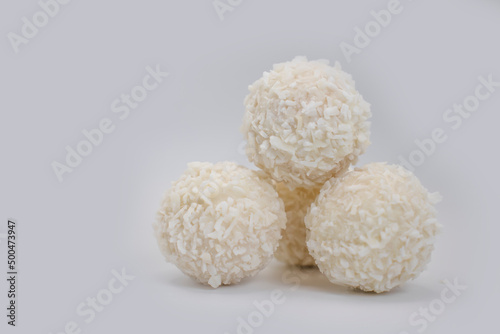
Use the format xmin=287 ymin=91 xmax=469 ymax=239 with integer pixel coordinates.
xmin=274 ymin=183 xmax=320 ymax=266
xmin=154 ymin=162 xmax=286 ymax=288
xmin=241 ymin=56 xmax=371 ymax=189
xmin=305 ymin=163 xmax=441 ymax=293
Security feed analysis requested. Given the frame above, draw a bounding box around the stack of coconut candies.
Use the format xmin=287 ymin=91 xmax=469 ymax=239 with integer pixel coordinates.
xmin=154 ymin=57 xmax=441 ymax=293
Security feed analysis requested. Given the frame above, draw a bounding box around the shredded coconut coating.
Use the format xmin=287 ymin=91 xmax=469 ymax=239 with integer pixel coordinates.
xmin=305 ymin=163 xmax=441 ymax=293
xmin=154 ymin=162 xmax=286 ymax=288
xmin=241 ymin=56 xmax=371 ymax=189
xmin=274 ymin=183 xmax=320 ymax=266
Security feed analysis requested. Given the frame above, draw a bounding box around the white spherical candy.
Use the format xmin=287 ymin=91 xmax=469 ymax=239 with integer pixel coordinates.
xmin=305 ymin=163 xmax=441 ymax=293
xmin=242 ymin=56 xmax=371 ymax=189
xmin=154 ymin=162 xmax=286 ymax=288
xmin=274 ymin=183 xmax=319 ymax=266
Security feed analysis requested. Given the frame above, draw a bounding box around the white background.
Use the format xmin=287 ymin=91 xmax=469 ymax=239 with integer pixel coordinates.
xmin=1 ymin=0 xmax=499 ymax=333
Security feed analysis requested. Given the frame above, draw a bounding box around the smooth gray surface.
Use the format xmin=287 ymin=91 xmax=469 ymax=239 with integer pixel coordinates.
xmin=1 ymin=0 xmax=499 ymax=333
